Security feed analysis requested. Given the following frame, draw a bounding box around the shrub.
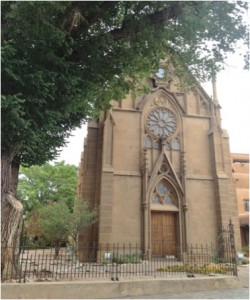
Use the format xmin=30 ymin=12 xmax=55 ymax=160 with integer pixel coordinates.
xmin=242 ymin=246 xmax=249 ymax=258
xmin=112 ymin=254 xmax=141 ymax=264
xmin=157 ymin=264 xmax=234 ymax=274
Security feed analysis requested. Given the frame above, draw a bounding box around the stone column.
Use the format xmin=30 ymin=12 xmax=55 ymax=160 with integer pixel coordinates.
xmin=181 ymin=151 xmax=188 ymax=251
xmin=209 ymin=90 xmax=241 ymax=251
xmin=142 ymin=148 xmax=150 ymax=259
xmin=98 ymin=113 xmax=115 ymax=245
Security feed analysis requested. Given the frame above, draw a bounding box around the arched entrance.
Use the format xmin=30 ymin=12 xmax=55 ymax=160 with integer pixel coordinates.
xmin=150 ymin=178 xmax=179 ymax=256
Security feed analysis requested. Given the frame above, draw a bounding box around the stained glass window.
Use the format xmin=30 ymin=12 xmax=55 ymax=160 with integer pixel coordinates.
xmin=146 ymin=108 xmax=177 ymax=139
xmin=171 ymin=138 xmax=180 ymax=150
xmin=151 ymin=179 xmax=177 ymax=207
xmin=144 ymin=135 xmax=152 ymax=148
xmin=244 ymin=199 xmax=249 ymax=212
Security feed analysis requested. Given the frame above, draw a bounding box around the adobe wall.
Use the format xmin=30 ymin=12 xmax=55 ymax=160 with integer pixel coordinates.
xmin=232 ymin=153 xmax=249 ymax=247
xmin=232 ymin=154 xmax=249 ymax=214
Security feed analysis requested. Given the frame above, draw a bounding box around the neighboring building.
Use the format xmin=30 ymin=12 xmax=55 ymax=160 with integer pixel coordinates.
xmin=77 ymin=67 xmax=241 ymax=259
xmin=232 ymin=153 xmax=249 ymax=248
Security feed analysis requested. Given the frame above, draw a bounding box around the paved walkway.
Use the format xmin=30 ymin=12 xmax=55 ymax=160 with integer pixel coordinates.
xmin=120 ymin=265 xmax=249 ymax=299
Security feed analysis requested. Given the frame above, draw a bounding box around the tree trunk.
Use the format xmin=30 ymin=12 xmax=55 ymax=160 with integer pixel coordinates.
xmin=1 ymin=154 xmax=23 ymax=280
xmin=54 ymin=241 xmax=61 ymax=259
xmin=10 ymin=160 xmax=20 ymax=194
xmin=1 ymin=154 xmax=12 ymax=196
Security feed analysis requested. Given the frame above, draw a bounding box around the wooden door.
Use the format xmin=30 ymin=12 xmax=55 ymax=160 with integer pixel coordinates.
xmin=151 ymin=211 xmax=177 ymax=256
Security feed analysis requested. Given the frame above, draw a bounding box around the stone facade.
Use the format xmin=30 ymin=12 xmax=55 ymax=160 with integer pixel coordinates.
xmin=231 ymin=153 xmax=249 ymax=248
xmin=77 ymin=70 xmax=241 ymax=258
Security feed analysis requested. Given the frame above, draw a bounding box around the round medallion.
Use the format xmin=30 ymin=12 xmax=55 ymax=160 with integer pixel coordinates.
xmin=146 ymin=108 xmax=177 ymax=139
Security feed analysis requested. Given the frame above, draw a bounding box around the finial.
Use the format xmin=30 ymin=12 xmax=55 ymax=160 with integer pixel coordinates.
xmin=212 ymin=78 xmax=219 ymax=105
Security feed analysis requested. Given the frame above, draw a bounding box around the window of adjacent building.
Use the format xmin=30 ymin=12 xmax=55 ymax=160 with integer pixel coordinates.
xmin=244 ymin=199 xmax=249 ymax=212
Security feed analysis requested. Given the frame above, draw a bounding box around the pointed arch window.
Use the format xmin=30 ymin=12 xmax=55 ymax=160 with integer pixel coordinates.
xmin=171 ymin=138 xmax=180 ymax=150
xmin=144 ymin=135 xmax=152 ymax=148
xmin=144 ymin=135 xmax=161 ymax=149
xmin=151 ymin=179 xmax=178 ymax=207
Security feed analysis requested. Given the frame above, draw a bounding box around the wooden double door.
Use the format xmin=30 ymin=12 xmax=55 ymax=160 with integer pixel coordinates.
xmin=151 ymin=211 xmax=177 ymax=256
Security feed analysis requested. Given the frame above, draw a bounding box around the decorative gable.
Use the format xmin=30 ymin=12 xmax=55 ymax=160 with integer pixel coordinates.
xmin=148 ymin=148 xmax=184 ymax=207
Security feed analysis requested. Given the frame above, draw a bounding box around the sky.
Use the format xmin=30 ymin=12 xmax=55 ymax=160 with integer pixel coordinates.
xmin=54 ymin=51 xmax=250 ymax=167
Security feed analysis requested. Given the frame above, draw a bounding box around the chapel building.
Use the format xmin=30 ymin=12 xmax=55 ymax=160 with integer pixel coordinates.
xmin=77 ymin=68 xmax=241 ymax=259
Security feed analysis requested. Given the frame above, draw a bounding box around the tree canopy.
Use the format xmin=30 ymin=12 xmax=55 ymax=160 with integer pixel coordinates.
xmin=28 ymin=198 xmax=97 ymax=251
xmin=18 ymin=161 xmax=78 ymax=212
xmin=18 ymin=161 xmax=97 ymax=250
xmin=38 ymin=202 xmax=71 ymax=247
xmin=2 ymin=1 xmax=248 ymax=168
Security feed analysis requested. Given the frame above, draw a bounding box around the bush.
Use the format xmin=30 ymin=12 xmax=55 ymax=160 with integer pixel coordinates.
xmin=157 ymin=264 xmax=234 ymax=274
xmin=24 ymin=236 xmax=51 ymax=249
xmin=242 ymin=246 xmax=249 ymax=257
xmin=112 ymin=254 xmax=141 ymax=264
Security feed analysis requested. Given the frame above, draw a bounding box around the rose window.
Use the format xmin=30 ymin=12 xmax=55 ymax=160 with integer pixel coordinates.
xmin=146 ymin=108 xmax=177 ymax=139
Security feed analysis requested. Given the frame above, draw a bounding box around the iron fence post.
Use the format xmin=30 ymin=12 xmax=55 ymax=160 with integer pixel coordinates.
xmin=229 ymin=219 xmax=237 ymax=276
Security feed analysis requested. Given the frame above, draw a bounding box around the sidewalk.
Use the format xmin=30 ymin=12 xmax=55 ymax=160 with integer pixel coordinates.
xmin=238 ymin=265 xmax=249 ymax=288
xmin=122 ymin=265 xmax=249 ymax=299
xmin=2 ymin=272 xmax=241 ymax=299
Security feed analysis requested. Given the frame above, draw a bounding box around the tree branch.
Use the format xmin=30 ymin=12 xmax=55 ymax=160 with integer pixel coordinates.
xmin=109 ymin=4 xmax=183 ymax=41
xmin=69 ymin=3 xmax=184 ymax=62
xmin=67 ymin=1 xmax=118 ymax=38
xmin=86 ymin=1 xmax=118 ymax=27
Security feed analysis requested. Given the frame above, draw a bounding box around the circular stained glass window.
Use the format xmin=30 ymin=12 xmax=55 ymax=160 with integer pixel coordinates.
xmin=146 ymin=108 xmax=177 ymax=139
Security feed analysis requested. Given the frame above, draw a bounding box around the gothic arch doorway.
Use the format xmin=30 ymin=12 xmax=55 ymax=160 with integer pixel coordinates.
xmin=150 ymin=178 xmax=179 ymax=256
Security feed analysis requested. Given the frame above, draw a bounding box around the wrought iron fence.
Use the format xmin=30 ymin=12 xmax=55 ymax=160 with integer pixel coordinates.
xmin=1 ymin=221 xmax=237 ymax=283
xmin=2 ymin=243 xmax=237 ymax=283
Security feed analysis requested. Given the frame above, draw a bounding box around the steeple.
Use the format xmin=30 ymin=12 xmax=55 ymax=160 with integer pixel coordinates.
xmin=211 ymin=77 xmax=222 ymax=127
xmin=212 ymin=78 xmax=219 ymax=105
